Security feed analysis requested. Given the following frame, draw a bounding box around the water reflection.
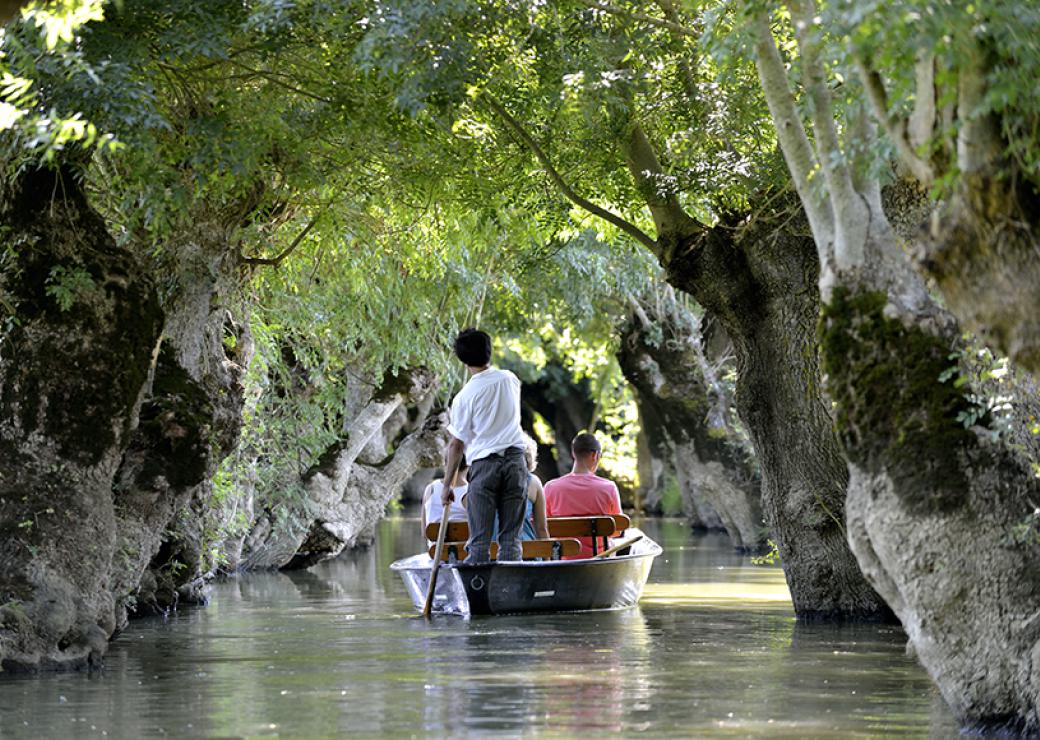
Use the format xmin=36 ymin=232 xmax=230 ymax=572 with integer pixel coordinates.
xmin=0 ymin=516 xmax=958 ymax=737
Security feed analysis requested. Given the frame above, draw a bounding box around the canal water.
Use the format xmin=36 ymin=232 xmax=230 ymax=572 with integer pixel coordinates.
xmin=0 ymin=517 xmax=957 ymax=737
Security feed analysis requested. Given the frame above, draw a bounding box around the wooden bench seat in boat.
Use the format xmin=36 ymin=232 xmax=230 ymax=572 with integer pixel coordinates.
xmin=427 ymin=538 xmax=582 ymax=561
xmin=424 ymin=515 xmax=629 ymax=543
xmin=426 ymin=514 xmax=631 ymax=557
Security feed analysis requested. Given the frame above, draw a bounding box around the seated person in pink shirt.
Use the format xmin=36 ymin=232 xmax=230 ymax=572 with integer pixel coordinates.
xmin=543 ymin=432 xmax=622 ymax=559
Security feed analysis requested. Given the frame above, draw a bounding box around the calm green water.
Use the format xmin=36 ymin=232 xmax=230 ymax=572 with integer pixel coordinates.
xmin=0 ymin=517 xmax=957 ymax=738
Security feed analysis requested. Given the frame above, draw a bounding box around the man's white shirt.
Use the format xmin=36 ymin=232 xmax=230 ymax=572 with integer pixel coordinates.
xmin=447 ymin=366 xmax=526 ymax=464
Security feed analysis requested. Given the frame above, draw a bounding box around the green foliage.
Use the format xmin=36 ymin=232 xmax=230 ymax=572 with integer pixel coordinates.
xmin=839 ymin=0 xmax=1040 ymax=188
xmin=0 ymin=0 xmax=120 ymax=160
xmin=44 ymin=265 xmax=95 ymax=311
xmin=751 ymin=539 xmax=781 ymax=566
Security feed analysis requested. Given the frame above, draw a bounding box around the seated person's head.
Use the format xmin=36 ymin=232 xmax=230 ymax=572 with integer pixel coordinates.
xmin=571 ymin=432 xmax=601 ymax=471
xmin=454 ymin=328 xmax=492 ymax=368
xmin=522 ymin=434 xmax=539 ymax=473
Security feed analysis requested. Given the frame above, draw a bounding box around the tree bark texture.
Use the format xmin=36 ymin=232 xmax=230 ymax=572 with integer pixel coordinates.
xmin=634 ymin=396 xmax=722 ymax=527
xmin=520 ymin=366 xmax=595 ymax=478
xmin=821 ymin=280 xmax=1040 ymax=731
xmin=665 ymin=213 xmax=893 ymax=620
xmin=110 ymin=224 xmax=254 ymax=617
xmin=919 ymin=170 xmax=1040 ymax=374
xmin=241 ymin=368 xmax=439 ymax=570
xmin=617 ymin=305 xmax=763 ymax=549
xmin=0 ymin=164 xmax=163 ymax=671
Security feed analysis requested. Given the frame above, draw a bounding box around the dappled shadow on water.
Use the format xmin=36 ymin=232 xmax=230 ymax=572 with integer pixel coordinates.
xmin=0 ymin=517 xmax=957 ymax=737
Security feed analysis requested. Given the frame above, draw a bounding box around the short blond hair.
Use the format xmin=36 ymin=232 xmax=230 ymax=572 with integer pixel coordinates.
xmin=522 ymin=434 xmax=538 ymax=472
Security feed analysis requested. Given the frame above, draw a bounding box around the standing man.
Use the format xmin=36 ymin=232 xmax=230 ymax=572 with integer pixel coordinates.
xmin=544 ymin=432 xmax=623 ymax=559
xmin=442 ymin=328 xmax=528 ymax=563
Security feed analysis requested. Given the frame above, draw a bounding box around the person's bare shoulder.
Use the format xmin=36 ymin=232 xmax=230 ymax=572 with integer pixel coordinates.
xmin=528 ymin=474 xmax=544 ymax=500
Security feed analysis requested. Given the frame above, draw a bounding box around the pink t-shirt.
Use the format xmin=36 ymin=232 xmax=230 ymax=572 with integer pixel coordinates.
xmin=544 ymin=472 xmax=622 ymax=559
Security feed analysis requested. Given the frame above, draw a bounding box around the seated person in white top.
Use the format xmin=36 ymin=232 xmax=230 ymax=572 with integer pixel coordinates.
xmin=442 ymin=328 xmax=528 ymax=564
xmin=420 ymin=458 xmax=470 ymax=544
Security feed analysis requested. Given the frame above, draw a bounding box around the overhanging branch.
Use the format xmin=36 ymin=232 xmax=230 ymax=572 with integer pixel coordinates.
xmin=482 ymin=93 xmax=660 ymax=253
xmin=750 ymin=11 xmax=834 ymax=247
xmin=241 ymin=210 xmax=322 ymax=268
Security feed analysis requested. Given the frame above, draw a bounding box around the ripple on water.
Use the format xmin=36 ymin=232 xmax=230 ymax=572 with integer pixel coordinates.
xmin=0 ymin=519 xmax=957 ymax=737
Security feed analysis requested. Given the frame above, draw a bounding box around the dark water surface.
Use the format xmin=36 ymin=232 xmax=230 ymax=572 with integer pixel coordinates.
xmin=0 ymin=517 xmax=957 ymax=738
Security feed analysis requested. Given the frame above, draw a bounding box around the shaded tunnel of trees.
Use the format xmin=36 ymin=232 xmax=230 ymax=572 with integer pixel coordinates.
xmin=2 ymin=0 xmax=1040 ymax=732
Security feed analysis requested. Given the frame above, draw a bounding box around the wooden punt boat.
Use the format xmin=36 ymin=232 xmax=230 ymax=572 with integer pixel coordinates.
xmin=390 ymin=516 xmax=662 ymax=616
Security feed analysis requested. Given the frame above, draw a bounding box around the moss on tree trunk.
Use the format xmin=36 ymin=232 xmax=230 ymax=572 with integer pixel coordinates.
xmin=663 ymin=211 xmax=892 ymax=621
xmin=0 ymin=163 xmax=163 ymax=671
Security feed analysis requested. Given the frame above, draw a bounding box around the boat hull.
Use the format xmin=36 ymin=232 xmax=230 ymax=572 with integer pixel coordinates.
xmin=391 ymin=529 xmax=661 ymax=616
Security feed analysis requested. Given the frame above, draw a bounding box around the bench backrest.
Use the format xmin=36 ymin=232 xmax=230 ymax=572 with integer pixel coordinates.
xmin=547 ymin=515 xmax=628 ymax=538
xmin=425 ymin=521 xmax=470 ymax=542
xmin=427 ymin=538 xmax=582 ymax=561
xmin=425 ymin=514 xmax=630 ymax=543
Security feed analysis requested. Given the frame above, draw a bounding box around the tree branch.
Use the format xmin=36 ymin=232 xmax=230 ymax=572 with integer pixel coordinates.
xmin=622 ymin=120 xmax=697 ymax=239
xmin=750 ymin=12 xmax=834 ymax=248
xmin=241 ymin=211 xmax=322 ymax=267
xmin=654 ymin=0 xmax=704 ymax=116
xmin=628 ymin=294 xmax=653 ymax=331
xmin=908 ymin=52 xmax=936 ymax=154
xmin=575 ymin=0 xmax=699 ymax=38
xmin=955 ymin=37 xmax=1003 ymax=176
xmin=788 ymin=0 xmax=861 ymax=226
xmin=482 ymin=93 xmax=660 ymax=253
xmin=857 ymin=56 xmax=935 ymax=183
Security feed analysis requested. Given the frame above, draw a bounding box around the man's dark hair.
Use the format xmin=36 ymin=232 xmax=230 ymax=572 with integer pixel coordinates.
xmin=571 ymin=432 xmax=601 ymax=456
xmin=454 ymin=328 xmax=492 ymax=367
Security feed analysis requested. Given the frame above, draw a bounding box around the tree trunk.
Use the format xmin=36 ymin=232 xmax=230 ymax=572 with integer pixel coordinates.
xmin=108 ymin=221 xmax=254 ymax=617
xmin=617 ymin=304 xmax=762 ymax=548
xmin=0 ymin=1 xmax=27 ymax=25
xmin=665 ymin=213 xmax=893 ymax=620
xmin=521 ymin=366 xmax=595 ymax=477
xmin=0 ymin=164 xmax=164 ymax=671
xmin=919 ymin=170 xmax=1040 ymax=374
xmin=283 ymin=416 xmax=444 ymax=569
xmin=821 ymin=269 xmax=1040 ymax=729
xmin=242 ymin=369 xmax=438 ymax=570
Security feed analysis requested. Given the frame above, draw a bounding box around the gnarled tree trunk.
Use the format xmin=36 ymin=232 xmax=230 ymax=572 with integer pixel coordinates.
xmin=823 ymin=282 xmax=1040 ymax=731
xmin=520 ymin=365 xmax=595 ymax=479
xmin=754 ymin=9 xmax=1040 ymax=726
xmin=242 ymin=368 xmax=439 ymax=570
xmin=486 ymin=93 xmax=886 ymax=620
xmin=617 ymin=297 xmax=763 ymax=549
xmin=663 ymin=213 xmax=890 ymax=618
xmin=0 ymin=164 xmax=163 ymax=671
xmin=110 ymin=224 xmax=253 ymax=617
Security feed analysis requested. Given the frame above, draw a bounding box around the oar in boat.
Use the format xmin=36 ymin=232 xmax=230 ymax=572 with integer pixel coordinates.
xmin=421 ymin=471 xmax=457 ymax=618
xmin=594 ymin=534 xmax=643 ymax=559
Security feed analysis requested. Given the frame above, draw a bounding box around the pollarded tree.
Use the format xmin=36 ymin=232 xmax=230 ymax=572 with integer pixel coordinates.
xmin=618 ymin=286 xmax=764 ymax=550
xmin=0 ymin=0 xmax=504 ymax=664
xmin=742 ymin=0 xmax=1040 ymax=729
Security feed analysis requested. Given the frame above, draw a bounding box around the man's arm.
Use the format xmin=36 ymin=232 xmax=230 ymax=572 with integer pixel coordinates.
xmin=609 ymin=483 xmax=623 ymax=515
xmin=441 ymin=436 xmax=466 ymax=505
